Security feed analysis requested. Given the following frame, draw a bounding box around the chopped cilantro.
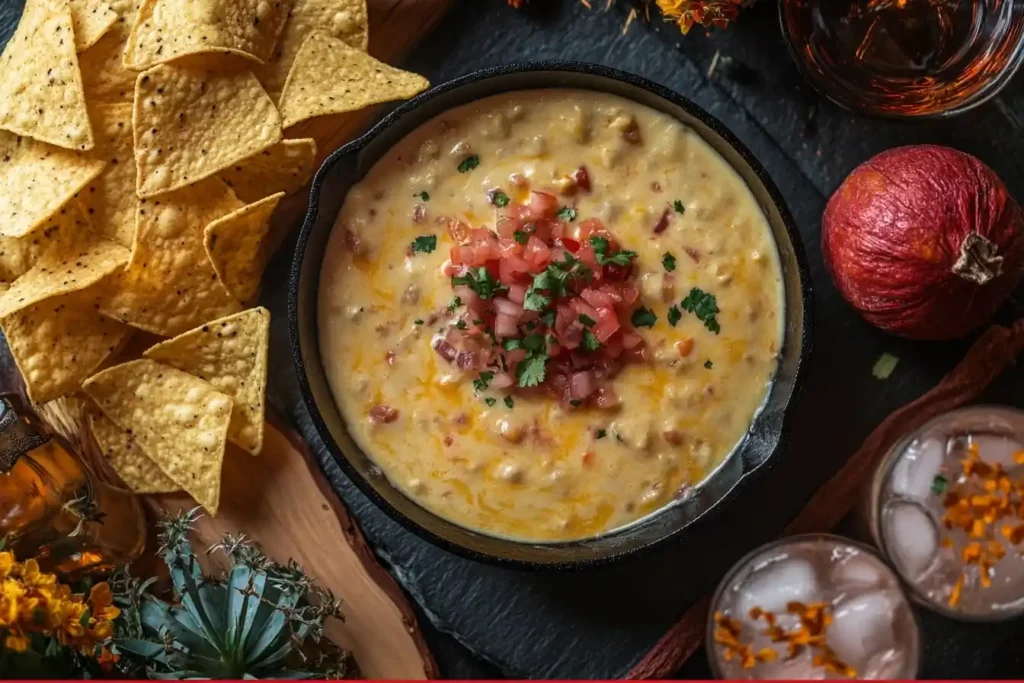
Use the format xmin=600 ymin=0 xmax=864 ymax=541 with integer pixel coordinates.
xmin=578 ymin=313 xmax=596 ymax=327
xmin=596 ymin=429 xmax=607 ymax=439
xmin=514 ymin=230 xmax=529 ymax=245
xmin=491 ymin=190 xmax=510 ymax=207
xmin=504 ymin=396 xmax=515 ymax=409
xmin=473 ymin=371 xmax=495 ymax=393
xmin=557 ymin=206 xmax=577 ymax=221
xmin=673 ymin=200 xmax=685 ymax=214
xmin=662 ymin=252 xmax=677 ymax=272
xmin=539 ymin=309 xmax=557 ymax=327
xmin=667 ymin=305 xmax=682 ymax=327
xmin=516 ymin=354 xmax=548 ymax=387
xmin=704 ymin=359 xmax=714 ymax=369
xmin=457 ymin=154 xmax=480 ymax=173
xmin=414 ymin=319 xmax=424 ymax=325
xmin=451 ymin=267 xmax=506 ymax=300
xmin=521 ymin=333 xmax=546 ymax=353
xmin=502 ymin=338 xmax=522 ymax=351
xmin=416 ymin=191 xmax=430 ymax=202
xmin=484 ymin=397 xmax=497 ymax=406
xmin=872 ymin=353 xmax=900 ymax=380
xmin=446 ymin=296 xmax=462 ymax=313
xmin=523 ymin=286 xmax=551 ymax=312
xmin=680 ymin=287 xmax=721 ymax=334
xmin=589 ymin=235 xmax=637 ymax=266
xmin=472 ymin=318 xmax=484 ymax=325
xmin=581 ymin=330 xmax=601 ymax=351
xmin=410 ymin=235 xmax=437 ymax=254
xmin=931 ymin=474 xmax=948 ymax=495
xmin=631 ymin=307 xmax=657 ymax=328
xmin=455 ymin=319 xmax=467 ymax=330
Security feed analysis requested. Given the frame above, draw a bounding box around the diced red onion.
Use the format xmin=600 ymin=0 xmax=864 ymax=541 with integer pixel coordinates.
xmin=492 ymin=297 xmax=523 ymax=317
xmin=569 ymin=371 xmax=596 ymax=401
xmin=495 ymin=313 xmax=519 ymax=338
xmin=508 ymin=284 xmax=527 ymax=304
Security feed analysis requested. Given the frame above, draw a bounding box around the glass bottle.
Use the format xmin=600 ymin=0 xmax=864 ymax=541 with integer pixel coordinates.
xmin=0 ymin=395 xmax=146 ymax=578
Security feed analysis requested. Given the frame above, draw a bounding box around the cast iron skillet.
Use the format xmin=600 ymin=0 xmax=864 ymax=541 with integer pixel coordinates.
xmin=289 ymin=61 xmax=814 ymax=570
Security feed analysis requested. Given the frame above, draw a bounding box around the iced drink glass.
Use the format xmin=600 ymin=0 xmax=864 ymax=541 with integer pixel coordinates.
xmin=707 ymin=534 xmax=921 ymax=679
xmin=869 ymin=406 xmax=1024 ymax=620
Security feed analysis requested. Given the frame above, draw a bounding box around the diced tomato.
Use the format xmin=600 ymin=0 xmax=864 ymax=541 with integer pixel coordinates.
xmin=593 ymin=306 xmax=620 ymax=342
xmin=581 ymin=287 xmax=616 ymax=309
xmin=621 ymin=330 xmax=643 ymax=349
xmin=494 ymin=313 xmax=519 ymax=339
xmin=532 ymin=219 xmax=554 ymax=243
xmin=492 ymin=297 xmax=523 ymax=317
xmin=554 ymin=305 xmax=583 ymax=349
xmin=508 ymin=283 xmax=527 ymax=304
xmin=510 ymin=203 xmax=531 ymax=222
xmin=602 ymin=261 xmax=633 ymax=281
xmin=558 ymin=237 xmax=581 ymax=253
xmin=498 ymin=236 xmax=523 ymax=257
xmin=573 ymin=166 xmax=591 ymax=192
xmin=529 ymin=191 xmax=559 ymax=220
xmin=498 ymin=254 xmax=532 ymax=284
xmin=577 ymin=218 xmax=615 ymax=246
xmin=524 ymin=236 xmax=551 ymax=270
xmin=450 ymin=245 xmax=475 ymax=265
xmin=577 ymin=245 xmax=600 ymax=276
xmin=496 ymin=215 xmax=523 ymax=239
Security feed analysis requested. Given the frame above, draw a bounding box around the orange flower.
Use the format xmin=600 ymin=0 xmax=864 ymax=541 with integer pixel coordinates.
xmin=89 ymin=582 xmax=120 ymax=622
xmin=0 ymin=552 xmax=15 ymax=579
xmin=4 ymin=629 xmax=30 ymax=652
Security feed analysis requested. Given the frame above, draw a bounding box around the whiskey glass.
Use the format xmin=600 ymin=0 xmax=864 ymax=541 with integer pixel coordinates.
xmin=780 ymin=0 xmax=1024 ymax=117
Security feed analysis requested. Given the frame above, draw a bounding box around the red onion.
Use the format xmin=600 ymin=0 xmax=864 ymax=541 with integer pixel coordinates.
xmin=569 ymin=371 xmax=595 ymax=401
xmin=508 ymin=284 xmax=527 ymax=304
xmin=530 ymin=191 xmax=559 ymax=219
xmin=492 ymin=297 xmax=523 ymax=317
xmin=494 ymin=313 xmax=518 ymax=338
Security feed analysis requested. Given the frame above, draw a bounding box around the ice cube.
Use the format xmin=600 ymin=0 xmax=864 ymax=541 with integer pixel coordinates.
xmin=883 ymin=500 xmax=938 ymax=581
xmin=736 ymin=557 xmax=819 ymax=618
xmin=831 ymin=548 xmax=889 ymax=590
xmin=828 ymin=590 xmax=900 ymax=672
xmin=890 ymin=438 xmax=944 ymax=500
xmin=970 ymin=434 xmax=1024 ymax=470
xmin=862 ymin=648 xmax=908 ymax=679
xmin=758 ymin=649 xmax=826 ymax=680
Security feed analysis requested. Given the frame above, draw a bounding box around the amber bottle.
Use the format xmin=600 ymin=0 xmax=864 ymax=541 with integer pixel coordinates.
xmin=0 ymin=395 xmax=145 ymax=578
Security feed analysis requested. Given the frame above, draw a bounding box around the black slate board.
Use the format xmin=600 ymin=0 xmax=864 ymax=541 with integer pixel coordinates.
xmin=2 ymin=0 xmax=1023 ymax=678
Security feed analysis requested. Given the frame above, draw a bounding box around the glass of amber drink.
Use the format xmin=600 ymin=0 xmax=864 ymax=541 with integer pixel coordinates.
xmin=869 ymin=406 xmax=1024 ymax=620
xmin=707 ymin=534 xmax=921 ymax=679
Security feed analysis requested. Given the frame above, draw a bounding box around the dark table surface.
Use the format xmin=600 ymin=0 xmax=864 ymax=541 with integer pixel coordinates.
xmin=3 ymin=0 xmax=1024 ymax=678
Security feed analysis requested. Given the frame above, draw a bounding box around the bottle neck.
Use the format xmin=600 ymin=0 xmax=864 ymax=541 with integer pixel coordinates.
xmin=0 ymin=396 xmax=50 ymax=475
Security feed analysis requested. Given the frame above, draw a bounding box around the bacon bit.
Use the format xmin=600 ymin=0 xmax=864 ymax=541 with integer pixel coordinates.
xmin=443 ymin=434 xmax=454 ymax=447
xmin=685 ymin=247 xmax=701 ymax=263
xmin=651 ymin=181 xmax=662 ymax=193
xmin=573 ymin=166 xmax=591 ymax=192
xmin=368 ymin=405 xmax=398 ymax=424
xmin=385 ymin=351 xmax=397 ymax=366
xmin=662 ymin=429 xmax=685 ymax=446
xmin=621 ymin=117 xmax=642 ymax=145
xmin=675 ymin=338 xmax=695 ymax=357
xmin=652 ymin=207 xmax=671 ymax=234
xmin=582 ymin=450 xmax=595 ymax=466
xmin=341 ymin=227 xmax=362 ymax=255
xmin=509 ymin=172 xmax=529 ymax=189
xmin=412 ymin=203 xmax=427 ymax=223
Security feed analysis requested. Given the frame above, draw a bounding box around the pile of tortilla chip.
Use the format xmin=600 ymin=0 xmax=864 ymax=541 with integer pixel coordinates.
xmin=0 ymin=0 xmax=429 ymax=514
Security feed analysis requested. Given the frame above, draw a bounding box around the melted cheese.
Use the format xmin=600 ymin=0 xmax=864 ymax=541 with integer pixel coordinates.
xmin=318 ymin=90 xmax=784 ymax=542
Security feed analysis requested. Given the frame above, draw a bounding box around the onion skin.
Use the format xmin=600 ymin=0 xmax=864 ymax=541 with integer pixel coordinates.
xmin=822 ymin=145 xmax=1024 ymax=340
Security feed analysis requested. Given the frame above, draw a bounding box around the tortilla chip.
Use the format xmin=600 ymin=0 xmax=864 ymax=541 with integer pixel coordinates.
xmin=88 ymin=411 xmax=180 ymax=493
xmin=79 ymin=8 xmax=139 ymax=104
xmin=253 ymin=0 xmax=368 ymax=100
xmin=202 ymin=192 xmax=282 ymax=303
xmin=70 ymin=0 xmax=119 ymax=52
xmin=0 ymin=203 xmax=94 ymax=281
xmin=0 ymin=131 xmax=106 ymax=239
xmin=278 ymin=32 xmax=429 ymax=129
xmin=82 ymin=103 xmax=137 ymax=247
xmin=124 ymin=0 xmax=295 ymax=70
xmin=144 ymin=307 xmax=269 ymax=455
xmin=0 ymin=0 xmax=94 ymax=150
xmin=2 ymin=288 xmax=132 ymax=403
xmin=133 ymin=62 xmax=283 ymax=197
xmin=99 ymin=177 xmax=243 ymax=336
xmin=83 ymin=358 xmax=232 ymax=513
xmin=220 ymin=138 xmax=317 ymax=202
xmin=0 ymin=237 xmax=129 ymax=319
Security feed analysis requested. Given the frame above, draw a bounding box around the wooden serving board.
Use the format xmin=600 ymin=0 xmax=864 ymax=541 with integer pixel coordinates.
xmin=147 ymin=1 xmax=458 ymax=678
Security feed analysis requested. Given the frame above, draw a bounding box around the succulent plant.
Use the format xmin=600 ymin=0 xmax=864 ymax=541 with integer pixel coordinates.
xmin=112 ymin=510 xmax=355 ymax=679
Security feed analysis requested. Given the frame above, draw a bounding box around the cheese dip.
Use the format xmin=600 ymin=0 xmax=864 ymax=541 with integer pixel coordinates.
xmin=318 ymin=90 xmax=784 ymax=542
